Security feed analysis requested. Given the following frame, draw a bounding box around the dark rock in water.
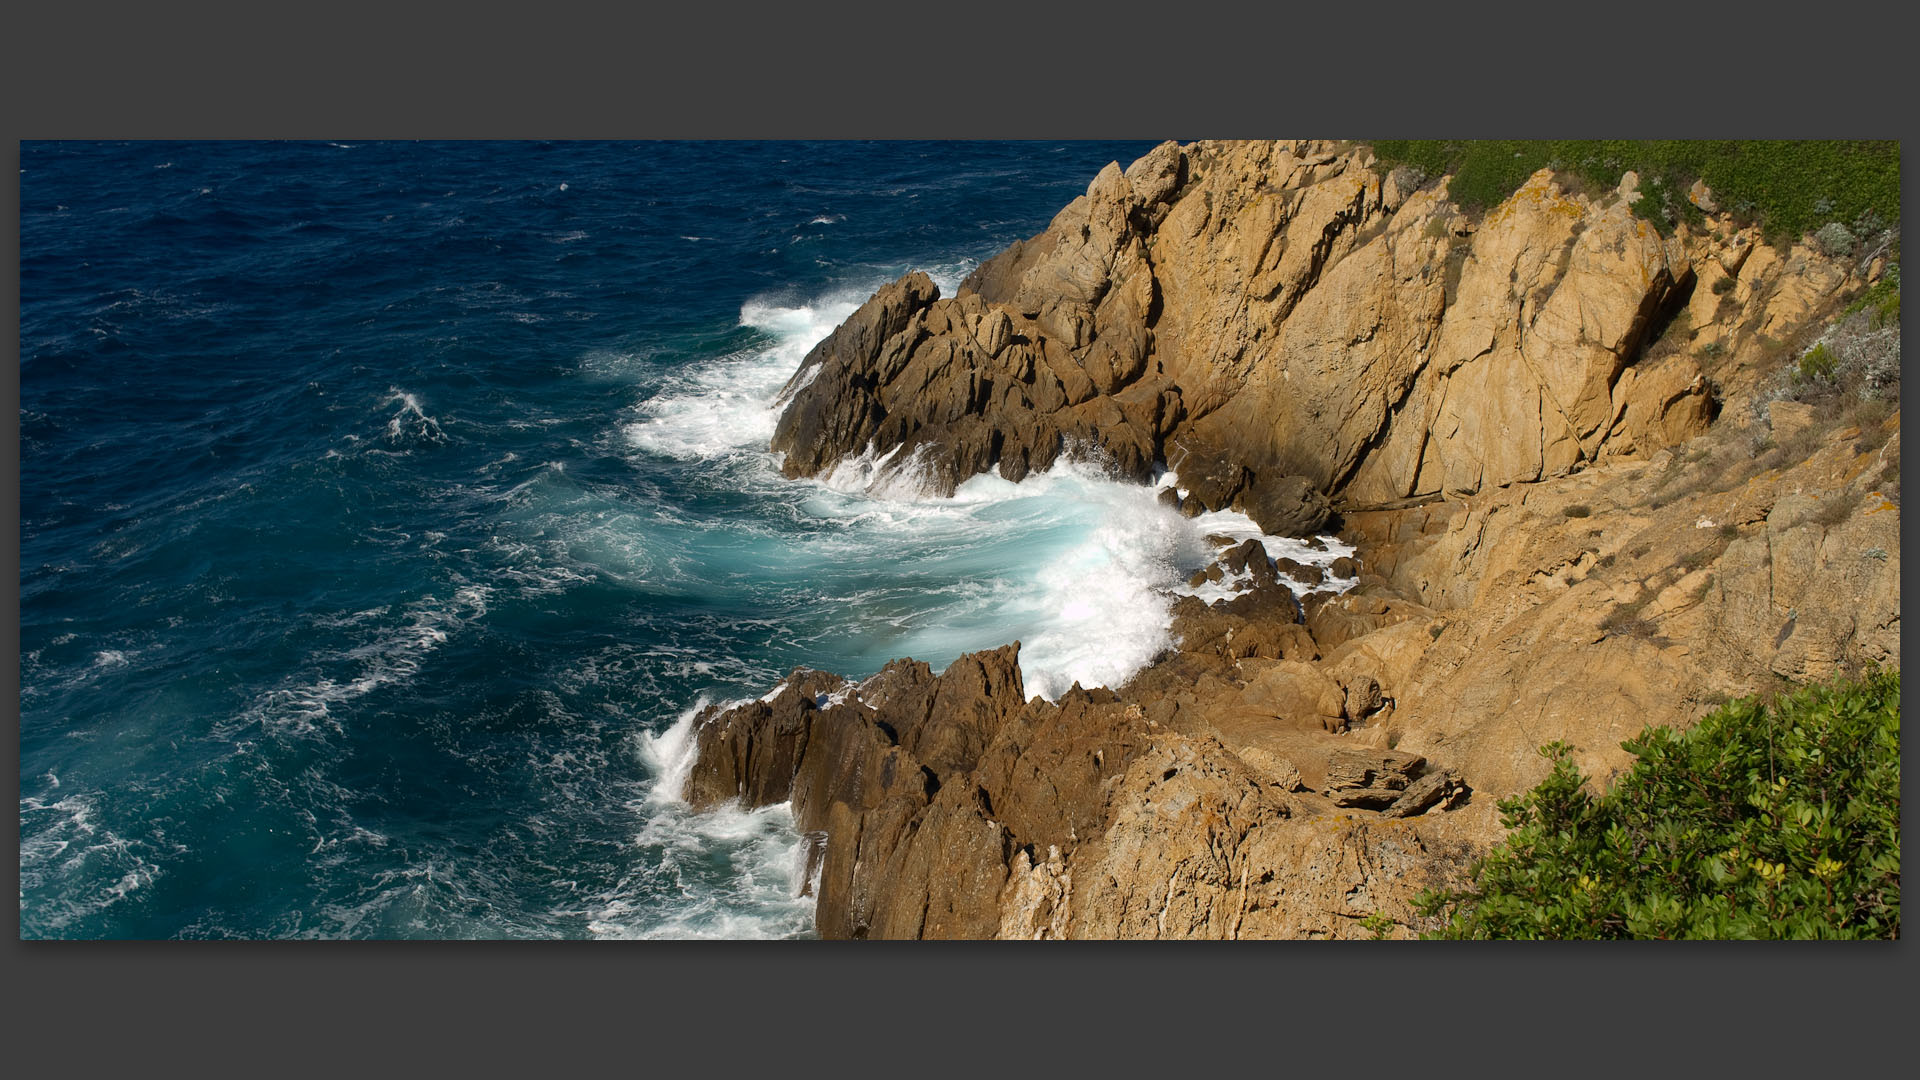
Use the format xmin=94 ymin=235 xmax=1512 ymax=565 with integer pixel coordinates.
xmin=1239 ymin=540 xmax=1279 ymax=587
xmin=1274 ymin=557 xmax=1325 ymax=585
xmin=1219 ymin=538 xmax=1255 ymax=575
xmin=1303 ymin=536 xmax=1327 ymax=551
xmin=770 ymin=272 xmax=943 ymax=483
xmin=1240 ymin=472 xmax=1332 ymax=538
xmin=1157 ymin=487 xmax=1182 ymax=512
xmin=683 ymin=668 xmax=848 ymax=812
xmin=1329 ymin=555 xmax=1358 ymax=579
xmin=1167 ymin=440 xmax=1251 ymax=513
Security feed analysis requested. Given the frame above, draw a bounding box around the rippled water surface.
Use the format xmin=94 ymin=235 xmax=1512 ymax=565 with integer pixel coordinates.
xmin=20 ymin=140 xmax=1352 ymax=938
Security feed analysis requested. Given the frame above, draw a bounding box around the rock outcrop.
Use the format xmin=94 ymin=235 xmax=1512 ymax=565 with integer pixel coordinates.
xmin=767 ymin=140 xmax=1783 ymax=530
xmin=684 ymin=140 xmax=1898 ymax=938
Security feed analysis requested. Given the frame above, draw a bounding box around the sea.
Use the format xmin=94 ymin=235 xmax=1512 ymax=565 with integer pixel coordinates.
xmin=19 ymin=140 xmax=1355 ymax=939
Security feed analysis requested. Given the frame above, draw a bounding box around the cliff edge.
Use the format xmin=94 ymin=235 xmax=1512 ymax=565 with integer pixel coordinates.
xmin=684 ymin=140 xmax=1899 ymax=938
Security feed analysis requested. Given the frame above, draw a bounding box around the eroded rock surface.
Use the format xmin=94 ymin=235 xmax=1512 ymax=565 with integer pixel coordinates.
xmin=681 ymin=140 xmax=1897 ymax=939
xmin=766 ymin=140 xmax=1802 ymax=526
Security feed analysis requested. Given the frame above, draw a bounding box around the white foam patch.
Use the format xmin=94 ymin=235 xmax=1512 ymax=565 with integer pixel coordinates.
xmin=621 ymin=270 xmax=973 ymax=464
xmin=584 ymin=797 xmax=816 ymax=940
xmin=383 ymin=387 xmax=448 ymax=448
xmin=806 ymin=458 xmax=1360 ymax=699
xmin=637 ymin=697 xmax=708 ymax=808
xmin=589 ymin=705 xmax=815 ymax=940
xmin=622 ymin=286 xmax=872 ymax=461
xmin=230 ymin=585 xmax=494 ymax=738
xmin=19 ymin=790 xmax=165 ymax=932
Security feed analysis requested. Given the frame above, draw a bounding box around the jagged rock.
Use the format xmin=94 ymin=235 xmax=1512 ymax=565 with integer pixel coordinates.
xmin=1330 ymin=786 xmax=1406 ymax=809
xmin=1241 ymin=472 xmax=1332 ymax=537
xmin=1274 ymin=557 xmax=1326 ymax=586
xmin=1381 ymin=769 xmax=1465 ymax=818
xmin=1341 ymin=674 xmax=1384 ymax=721
xmin=1235 ymin=660 xmax=1348 ymax=733
xmin=679 ymin=140 xmax=1893 ymax=940
xmin=1323 ymin=746 xmax=1425 ymax=790
xmin=1067 ymin=734 xmax=1294 ymax=939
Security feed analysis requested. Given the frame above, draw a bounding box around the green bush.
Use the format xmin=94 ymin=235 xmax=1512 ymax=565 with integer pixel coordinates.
xmin=1368 ymin=141 xmax=1900 ymax=247
xmin=1416 ymin=667 xmax=1901 ymax=939
xmin=1794 ymin=342 xmax=1839 ymax=384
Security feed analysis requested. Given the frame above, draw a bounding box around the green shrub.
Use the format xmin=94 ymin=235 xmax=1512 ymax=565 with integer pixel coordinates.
xmin=1416 ymin=668 xmax=1901 ymax=939
xmin=1368 ymin=141 xmax=1900 ymax=245
xmin=1794 ymin=343 xmax=1839 ymax=384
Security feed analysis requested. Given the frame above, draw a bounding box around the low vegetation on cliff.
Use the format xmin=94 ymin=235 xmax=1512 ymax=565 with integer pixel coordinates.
xmin=1370 ymin=140 xmax=1900 ymax=244
xmin=1416 ymin=668 xmax=1901 ymax=939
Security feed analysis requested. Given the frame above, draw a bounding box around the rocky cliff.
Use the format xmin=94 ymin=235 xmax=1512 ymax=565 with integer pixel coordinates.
xmin=685 ymin=140 xmax=1899 ymax=938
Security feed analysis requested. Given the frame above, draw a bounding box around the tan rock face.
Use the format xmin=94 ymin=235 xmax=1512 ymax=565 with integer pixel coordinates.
xmin=772 ymin=141 xmax=1747 ymax=514
xmin=685 ymin=142 xmax=1896 ymax=939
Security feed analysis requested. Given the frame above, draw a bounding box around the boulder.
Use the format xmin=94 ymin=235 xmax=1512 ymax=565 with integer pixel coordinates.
xmin=1241 ymin=472 xmax=1332 ymax=537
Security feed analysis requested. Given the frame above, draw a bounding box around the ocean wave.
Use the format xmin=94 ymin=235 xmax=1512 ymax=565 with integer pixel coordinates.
xmin=19 ymin=790 xmax=166 ymax=934
xmin=229 ymin=585 xmax=493 ymax=738
xmin=621 ymin=271 xmax=971 ymax=465
xmin=382 ymin=387 xmax=448 ymax=448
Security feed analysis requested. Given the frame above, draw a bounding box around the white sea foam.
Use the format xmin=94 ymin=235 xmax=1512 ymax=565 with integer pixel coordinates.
xmin=621 ymin=289 xmax=861 ymax=460
xmin=622 ymin=271 xmax=975 ymax=465
xmin=583 ymin=705 xmax=815 ymax=939
xmin=584 ymin=793 xmax=816 ymax=940
xmin=232 ymin=585 xmax=493 ymax=738
xmin=382 ymin=387 xmax=448 ymax=447
xmin=19 ymin=790 xmax=164 ymax=932
xmin=637 ymin=697 xmax=709 ymax=807
xmin=611 ymin=277 xmax=1359 ymax=702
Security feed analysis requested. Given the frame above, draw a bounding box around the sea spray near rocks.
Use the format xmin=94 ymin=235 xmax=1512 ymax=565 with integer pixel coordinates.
xmin=681 ymin=139 xmax=1896 ymax=938
xmin=618 ymin=276 xmax=1357 ymax=702
xmin=20 ymin=140 xmax=1165 ymax=938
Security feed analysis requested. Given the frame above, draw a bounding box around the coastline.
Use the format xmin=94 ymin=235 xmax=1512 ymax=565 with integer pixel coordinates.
xmin=672 ymin=139 xmax=1900 ymax=938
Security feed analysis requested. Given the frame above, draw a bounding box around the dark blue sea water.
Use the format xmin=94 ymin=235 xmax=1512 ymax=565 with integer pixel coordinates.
xmin=20 ymin=140 xmax=1352 ymax=939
